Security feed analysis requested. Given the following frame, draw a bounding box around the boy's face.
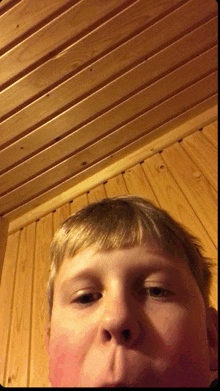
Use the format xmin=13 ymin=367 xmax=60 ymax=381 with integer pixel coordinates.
xmin=46 ymin=240 xmax=217 ymax=387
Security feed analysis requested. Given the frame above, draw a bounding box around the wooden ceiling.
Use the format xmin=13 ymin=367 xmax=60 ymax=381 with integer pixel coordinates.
xmin=0 ymin=0 xmax=218 ymax=222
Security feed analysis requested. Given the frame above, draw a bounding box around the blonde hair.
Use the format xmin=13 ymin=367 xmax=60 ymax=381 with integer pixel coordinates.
xmin=47 ymin=195 xmax=213 ymax=320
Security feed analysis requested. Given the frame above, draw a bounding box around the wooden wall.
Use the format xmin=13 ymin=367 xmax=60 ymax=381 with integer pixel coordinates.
xmin=0 ymin=120 xmax=217 ymax=387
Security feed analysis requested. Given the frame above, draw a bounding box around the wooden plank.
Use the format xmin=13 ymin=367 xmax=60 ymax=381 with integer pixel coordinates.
xmin=53 ymin=203 xmax=70 ymax=234
xmin=142 ymin=153 xmax=217 ymax=259
xmin=201 ymin=121 xmax=218 ymax=148
xmin=88 ymin=184 xmax=107 ymax=204
xmin=0 ymin=217 xmax=9 ymax=285
xmin=180 ymin=130 xmax=217 ymax=191
xmin=161 ymin=143 xmax=217 ymax=248
xmin=0 ymin=46 xmax=217 ymax=184
xmin=70 ymin=193 xmax=88 ymax=214
xmin=123 ymin=164 xmax=158 ymax=204
xmin=1 ymin=0 xmax=186 ymax=87
xmin=29 ymin=213 xmax=52 ymax=387
xmin=142 ymin=152 xmax=217 ymax=309
xmin=0 ymin=0 xmax=190 ymax=148
xmin=6 ymin=103 xmax=217 ymax=231
xmin=1 ymin=13 xmax=217 ymax=127
xmin=0 ymin=0 xmax=21 ymax=13
xmin=0 ymin=0 xmax=75 ymax=51
xmin=0 ymin=231 xmax=20 ymax=387
xmin=0 ymin=71 xmax=217 ymax=214
xmin=5 ymin=223 xmax=35 ymax=387
xmin=104 ymin=174 xmax=128 ymax=198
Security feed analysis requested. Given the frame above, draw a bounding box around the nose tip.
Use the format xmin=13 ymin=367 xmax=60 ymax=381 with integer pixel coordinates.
xmin=101 ymin=306 xmax=141 ymax=346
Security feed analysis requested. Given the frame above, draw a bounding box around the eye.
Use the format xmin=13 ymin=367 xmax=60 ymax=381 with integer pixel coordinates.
xmin=148 ymin=287 xmax=171 ymax=297
xmin=138 ymin=286 xmax=174 ymax=299
xmin=72 ymin=292 xmax=102 ymax=306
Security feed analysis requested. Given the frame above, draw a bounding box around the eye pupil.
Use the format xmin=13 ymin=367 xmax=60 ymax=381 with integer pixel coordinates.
xmin=151 ymin=287 xmax=162 ymax=296
xmin=81 ymin=294 xmax=94 ymax=303
xmin=76 ymin=292 xmax=101 ymax=304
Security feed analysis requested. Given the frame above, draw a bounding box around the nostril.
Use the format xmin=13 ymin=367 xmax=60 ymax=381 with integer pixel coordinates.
xmin=122 ymin=329 xmax=130 ymax=340
xmin=103 ymin=329 xmax=112 ymax=342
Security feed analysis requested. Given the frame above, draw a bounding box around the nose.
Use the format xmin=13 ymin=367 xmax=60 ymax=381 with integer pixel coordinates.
xmin=99 ymin=290 xmax=141 ymax=347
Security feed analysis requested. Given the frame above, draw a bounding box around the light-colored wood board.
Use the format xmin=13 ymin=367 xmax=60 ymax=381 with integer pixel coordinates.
xmin=1 ymin=0 xmax=184 ymax=86
xmin=0 ymin=216 xmax=9 ymax=285
xmin=0 ymin=0 xmax=192 ymax=151
xmin=142 ymin=153 xmax=217 ymax=260
xmin=102 ymin=97 xmax=217 ymax=170
xmin=161 ymin=143 xmax=217 ymax=248
xmin=142 ymin=153 xmax=217 ymax=309
xmin=123 ymin=164 xmax=158 ymax=205
xmin=29 ymin=213 xmax=52 ymax=387
xmin=1 ymin=13 xmax=217 ymax=126
xmin=104 ymin=174 xmax=128 ymax=198
xmin=1 ymin=21 xmax=217 ymax=152
xmin=88 ymin=184 xmax=107 ymax=204
xmin=0 ymin=0 xmax=74 ymax=51
xmin=0 ymin=71 xmax=217 ymax=214
xmin=201 ymin=121 xmax=218 ymax=148
xmin=0 ymin=49 xmax=217 ymax=180
xmin=6 ymin=104 xmax=217 ymax=232
xmin=70 ymin=193 xmax=88 ymax=215
xmin=0 ymin=231 xmax=20 ymax=387
xmin=5 ymin=223 xmax=35 ymax=387
xmin=180 ymin=130 xmax=217 ymax=191
xmin=0 ymin=0 xmax=139 ymax=86
xmin=52 ymin=203 xmax=70 ymax=234
xmin=0 ymin=0 xmax=19 ymax=12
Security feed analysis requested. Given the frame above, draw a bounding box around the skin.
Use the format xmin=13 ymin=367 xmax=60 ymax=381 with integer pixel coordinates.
xmin=46 ymin=240 xmax=218 ymax=387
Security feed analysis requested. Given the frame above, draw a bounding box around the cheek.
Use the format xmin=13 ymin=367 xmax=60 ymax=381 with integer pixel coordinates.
xmin=48 ymin=331 xmax=84 ymax=387
xmin=149 ymin=305 xmax=210 ymax=385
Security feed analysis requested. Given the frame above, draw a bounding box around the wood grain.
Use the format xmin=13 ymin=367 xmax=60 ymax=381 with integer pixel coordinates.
xmin=29 ymin=214 xmax=52 ymax=387
xmin=5 ymin=223 xmax=35 ymax=387
xmin=201 ymin=121 xmax=218 ymax=148
xmin=0 ymin=0 xmax=75 ymax=51
xmin=0 ymin=231 xmax=20 ymax=386
xmin=161 ymin=143 xmax=218 ymax=247
xmin=104 ymin=174 xmax=128 ymax=198
xmin=180 ymin=130 xmax=217 ymax=191
xmin=1 ymin=15 xmax=217 ymax=124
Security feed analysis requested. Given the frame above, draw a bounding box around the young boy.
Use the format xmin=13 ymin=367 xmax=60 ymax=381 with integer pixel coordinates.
xmin=45 ymin=196 xmax=218 ymax=387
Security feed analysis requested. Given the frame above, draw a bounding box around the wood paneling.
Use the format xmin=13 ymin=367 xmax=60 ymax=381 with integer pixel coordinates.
xmin=162 ymin=143 xmax=217 ymax=247
xmin=201 ymin=121 xmax=218 ymax=148
xmin=0 ymin=230 xmax=20 ymax=386
xmin=5 ymin=223 xmax=35 ymax=387
xmin=6 ymin=105 xmax=217 ymax=233
xmin=0 ymin=217 xmax=9 ymax=285
xmin=0 ymin=2 xmax=218 ymax=383
xmin=123 ymin=164 xmax=157 ymax=204
xmin=142 ymin=154 xmax=217 ymax=264
xmin=29 ymin=214 xmax=53 ymax=387
xmin=0 ymin=0 xmax=217 ymax=223
xmin=1 ymin=118 xmax=217 ymax=387
xmin=104 ymin=174 xmax=128 ymax=198
xmin=180 ymin=131 xmax=217 ymax=192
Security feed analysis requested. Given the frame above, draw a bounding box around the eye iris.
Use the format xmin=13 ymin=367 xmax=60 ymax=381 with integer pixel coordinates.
xmin=151 ymin=287 xmax=163 ymax=296
xmin=80 ymin=293 xmax=94 ymax=303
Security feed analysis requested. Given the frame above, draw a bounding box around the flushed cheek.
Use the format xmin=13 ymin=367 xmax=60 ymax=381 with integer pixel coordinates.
xmin=48 ymin=331 xmax=117 ymax=387
xmin=48 ymin=333 xmax=84 ymax=387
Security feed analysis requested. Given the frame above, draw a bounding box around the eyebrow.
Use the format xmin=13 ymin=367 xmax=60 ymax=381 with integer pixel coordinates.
xmin=60 ymin=269 xmax=101 ymax=292
xmin=60 ymin=263 xmax=183 ymax=293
